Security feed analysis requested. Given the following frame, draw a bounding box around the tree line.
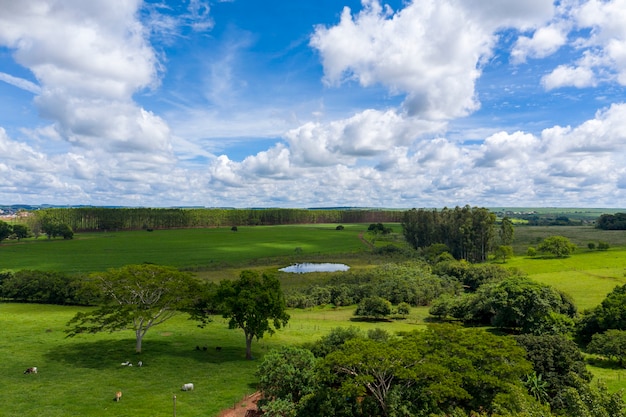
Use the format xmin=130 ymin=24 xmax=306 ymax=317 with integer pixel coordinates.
xmin=596 ymin=213 xmax=626 ymax=230
xmin=23 ymin=207 xmax=403 ymax=232
xmin=401 ymin=206 xmax=499 ymax=262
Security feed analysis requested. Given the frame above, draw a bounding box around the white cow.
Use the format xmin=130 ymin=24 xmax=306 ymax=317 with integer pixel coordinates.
xmin=181 ymin=383 xmax=194 ymax=391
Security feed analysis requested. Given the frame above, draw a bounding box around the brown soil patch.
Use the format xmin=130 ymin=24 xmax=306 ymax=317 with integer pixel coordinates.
xmin=216 ymin=392 xmax=262 ymax=417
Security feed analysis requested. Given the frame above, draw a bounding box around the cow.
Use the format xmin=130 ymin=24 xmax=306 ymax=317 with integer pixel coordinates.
xmin=181 ymin=383 xmax=194 ymax=391
xmin=114 ymin=391 xmax=122 ymax=402
xmin=24 ymin=367 xmax=37 ymax=374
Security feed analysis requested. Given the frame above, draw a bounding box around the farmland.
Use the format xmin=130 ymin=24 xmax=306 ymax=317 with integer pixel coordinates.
xmin=2 ymin=221 xmax=626 ymax=415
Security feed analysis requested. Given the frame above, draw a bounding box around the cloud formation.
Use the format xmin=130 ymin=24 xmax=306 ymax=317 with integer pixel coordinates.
xmin=0 ymin=0 xmax=625 ymax=208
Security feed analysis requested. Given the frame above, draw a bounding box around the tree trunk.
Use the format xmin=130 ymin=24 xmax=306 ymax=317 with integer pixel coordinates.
xmin=136 ymin=330 xmax=144 ymax=353
xmin=245 ymin=333 xmax=253 ymax=360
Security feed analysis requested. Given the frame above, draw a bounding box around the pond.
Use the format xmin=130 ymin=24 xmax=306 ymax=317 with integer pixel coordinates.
xmin=279 ymin=263 xmax=350 ymax=273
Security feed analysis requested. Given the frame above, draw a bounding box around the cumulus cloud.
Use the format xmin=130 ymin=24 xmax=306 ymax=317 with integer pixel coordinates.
xmin=0 ymin=0 xmax=175 ymax=168
xmin=311 ymin=0 xmax=557 ymax=121
xmin=539 ymin=0 xmax=626 ymax=89
xmin=284 ymin=109 xmax=445 ymax=167
xmin=511 ymin=24 xmax=568 ymax=63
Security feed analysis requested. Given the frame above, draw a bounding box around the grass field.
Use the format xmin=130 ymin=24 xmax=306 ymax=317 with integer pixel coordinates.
xmin=0 ymin=303 xmax=427 ymax=417
xmin=3 ymin=222 xmax=626 ymax=412
xmin=0 ymin=224 xmax=370 ymax=273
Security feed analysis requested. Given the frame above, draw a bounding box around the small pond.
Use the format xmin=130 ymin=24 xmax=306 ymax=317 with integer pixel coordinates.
xmin=279 ymin=263 xmax=350 ymax=273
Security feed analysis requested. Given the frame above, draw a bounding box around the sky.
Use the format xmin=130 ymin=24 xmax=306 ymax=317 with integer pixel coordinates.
xmin=1 ymin=0 xmax=626 ymax=209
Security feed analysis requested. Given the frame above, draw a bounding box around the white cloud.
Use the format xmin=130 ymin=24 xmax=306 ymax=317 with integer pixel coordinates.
xmin=0 ymin=0 xmax=178 ymax=171
xmin=511 ymin=24 xmax=568 ymax=63
xmin=284 ymin=109 xmax=445 ymax=167
xmin=541 ymin=64 xmax=596 ymax=89
xmin=539 ymin=0 xmax=626 ymax=89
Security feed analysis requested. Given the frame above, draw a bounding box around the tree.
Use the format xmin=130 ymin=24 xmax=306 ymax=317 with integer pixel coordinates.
xmin=515 ymin=334 xmax=591 ymax=411
xmin=576 ymin=284 xmax=626 ymax=345
xmin=11 ymin=224 xmax=29 ymax=240
xmin=256 ymin=346 xmax=317 ymax=405
xmin=66 ymin=264 xmax=199 ymax=352
xmin=499 ymin=216 xmax=514 ymax=245
xmin=494 ymin=245 xmax=514 ymax=263
xmin=216 ymin=270 xmax=290 ymax=360
xmin=355 ymin=296 xmax=392 ymax=319
xmin=587 ymin=329 xmax=626 ymax=366
xmin=0 ymin=220 xmax=11 ymax=242
xmin=537 ymin=235 xmax=576 ymax=258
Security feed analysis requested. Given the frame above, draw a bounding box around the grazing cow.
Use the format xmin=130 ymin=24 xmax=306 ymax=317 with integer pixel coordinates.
xmin=24 ymin=367 xmax=37 ymax=374
xmin=181 ymin=383 xmax=194 ymax=391
xmin=114 ymin=391 xmax=122 ymax=402
xmin=215 ymin=346 xmax=222 ymax=352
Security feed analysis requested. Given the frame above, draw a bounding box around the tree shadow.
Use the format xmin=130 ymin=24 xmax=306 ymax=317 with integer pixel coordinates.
xmin=44 ymin=339 xmax=246 ymax=369
xmin=349 ymin=317 xmax=393 ymax=323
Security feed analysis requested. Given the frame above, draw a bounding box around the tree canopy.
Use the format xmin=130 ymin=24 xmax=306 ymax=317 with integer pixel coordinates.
xmin=402 ymin=206 xmax=496 ymax=263
xmin=537 ymin=235 xmax=577 ymax=258
xmin=66 ymin=264 xmax=200 ymax=352
xmin=216 ymin=270 xmax=290 ymax=360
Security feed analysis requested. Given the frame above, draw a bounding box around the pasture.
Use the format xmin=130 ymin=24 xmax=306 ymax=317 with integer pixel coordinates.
xmin=3 ymin=222 xmax=626 ymax=413
xmin=0 ymin=224 xmax=370 ymax=274
xmin=0 ymin=303 xmax=426 ymax=417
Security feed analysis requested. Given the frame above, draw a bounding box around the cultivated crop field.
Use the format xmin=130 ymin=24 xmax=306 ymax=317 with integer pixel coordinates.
xmin=2 ymin=221 xmax=626 ymax=415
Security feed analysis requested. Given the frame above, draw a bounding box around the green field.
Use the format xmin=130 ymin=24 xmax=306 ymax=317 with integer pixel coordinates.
xmin=3 ymin=222 xmax=626 ymax=414
xmin=0 ymin=224 xmax=369 ymax=273
xmin=0 ymin=303 xmax=426 ymax=417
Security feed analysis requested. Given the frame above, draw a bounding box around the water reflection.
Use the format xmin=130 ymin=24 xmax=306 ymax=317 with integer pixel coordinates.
xmin=279 ymin=263 xmax=350 ymax=273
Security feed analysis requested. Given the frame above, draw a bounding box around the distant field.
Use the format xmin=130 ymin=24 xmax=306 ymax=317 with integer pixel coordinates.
xmin=512 ymin=225 xmax=626 ymax=255
xmin=0 ymin=224 xmax=370 ymax=273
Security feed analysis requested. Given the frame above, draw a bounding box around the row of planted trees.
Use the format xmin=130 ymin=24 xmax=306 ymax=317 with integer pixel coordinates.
xmin=401 ymin=205 xmax=502 ymax=263
xmin=23 ymin=207 xmax=404 ymax=232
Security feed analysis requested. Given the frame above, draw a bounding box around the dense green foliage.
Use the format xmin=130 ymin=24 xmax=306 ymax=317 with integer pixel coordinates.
xmin=430 ymin=275 xmax=576 ymax=334
xmin=587 ymin=330 xmax=626 ymax=366
xmin=576 ymin=284 xmax=626 ymax=345
xmin=402 ymin=206 xmax=496 ymax=262
xmin=214 ymin=270 xmax=290 ymax=360
xmin=260 ymin=324 xmax=553 ymax=417
xmin=26 ymin=207 xmax=403 ymax=232
xmin=597 ymin=213 xmax=626 ymax=230
xmin=515 ymin=334 xmax=592 ymax=411
xmin=256 ymin=346 xmax=317 ymax=405
xmin=0 ymin=270 xmax=96 ymax=305
xmin=287 ymin=261 xmax=457 ymax=309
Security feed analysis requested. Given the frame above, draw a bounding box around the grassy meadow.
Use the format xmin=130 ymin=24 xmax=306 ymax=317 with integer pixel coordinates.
xmin=2 ymin=221 xmax=626 ymax=414
xmin=0 ymin=303 xmax=426 ymax=417
xmin=0 ymin=224 xmax=369 ymax=274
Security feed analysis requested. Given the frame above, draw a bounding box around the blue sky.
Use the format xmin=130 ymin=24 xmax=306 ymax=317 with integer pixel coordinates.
xmin=1 ymin=0 xmax=626 ymax=208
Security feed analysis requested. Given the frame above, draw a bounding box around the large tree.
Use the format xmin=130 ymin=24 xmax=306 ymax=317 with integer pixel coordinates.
xmin=216 ymin=270 xmax=290 ymax=360
xmin=537 ymin=235 xmax=576 ymax=258
xmin=0 ymin=220 xmax=11 ymax=242
xmin=66 ymin=264 xmax=199 ymax=352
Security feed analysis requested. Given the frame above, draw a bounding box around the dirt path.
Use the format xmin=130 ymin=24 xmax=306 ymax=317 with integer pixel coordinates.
xmin=358 ymin=232 xmax=375 ymax=250
xmin=216 ymin=392 xmax=262 ymax=417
